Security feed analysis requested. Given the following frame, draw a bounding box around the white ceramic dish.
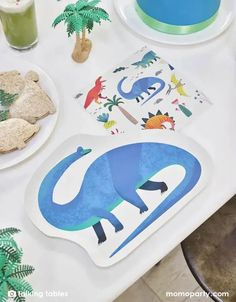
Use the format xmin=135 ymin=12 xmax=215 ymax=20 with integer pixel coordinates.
xmin=25 ymin=131 xmax=212 ymax=267
xmin=0 ymin=56 xmax=59 ymax=170
xmin=114 ymin=0 xmax=235 ymax=45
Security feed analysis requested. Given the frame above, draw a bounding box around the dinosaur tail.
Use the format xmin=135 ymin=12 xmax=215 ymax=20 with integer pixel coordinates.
xmin=84 ymin=95 xmax=92 ymax=109
xmin=141 ymin=79 xmax=165 ymax=106
xmin=110 ymin=157 xmax=201 ymax=258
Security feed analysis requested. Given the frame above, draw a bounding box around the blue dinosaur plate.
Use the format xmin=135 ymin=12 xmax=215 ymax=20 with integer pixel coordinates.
xmin=25 ymin=130 xmax=212 ymax=267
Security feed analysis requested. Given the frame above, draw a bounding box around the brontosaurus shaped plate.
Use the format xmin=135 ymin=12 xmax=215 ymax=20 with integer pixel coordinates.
xmin=25 ymin=130 xmax=212 ymax=267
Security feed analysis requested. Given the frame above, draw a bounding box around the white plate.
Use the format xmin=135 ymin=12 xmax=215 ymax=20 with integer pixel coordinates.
xmin=0 ymin=56 xmax=59 ymax=170
xmin=25 ymin=131 xmax=212 ymax=267
xmin=114 ymin=0 xmax=235 ymax=45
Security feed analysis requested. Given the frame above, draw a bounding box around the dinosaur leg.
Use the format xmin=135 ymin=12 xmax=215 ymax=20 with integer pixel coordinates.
xmin=116 ymin=190 xmax=148 ymax=214
xmin=92 ymin=208 xmax=124 ymax=233
xmin=93 ymin=222 xmax=107 ymax=244
xmin=108 ymin=143 xmax=148 ymax=214
xmin=99 ymin=94 xmax=107 ymax=100
xmin=139 ymin=180 xmax=168 ymax=193
xmin=136 ymin=95 xmax=144 ymax=103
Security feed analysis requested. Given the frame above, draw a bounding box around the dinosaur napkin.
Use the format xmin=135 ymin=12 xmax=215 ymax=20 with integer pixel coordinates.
xmin=77 ymin=46 xmax=211 ymax=134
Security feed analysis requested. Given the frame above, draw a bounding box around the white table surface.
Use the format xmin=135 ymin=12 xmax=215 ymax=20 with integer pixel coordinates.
xmin=1 ymin=1 xmax=236 ymax=301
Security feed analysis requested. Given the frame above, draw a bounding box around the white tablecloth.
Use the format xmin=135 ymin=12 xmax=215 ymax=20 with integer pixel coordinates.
xmin=0 ymin=1 xmax=236 ymax=301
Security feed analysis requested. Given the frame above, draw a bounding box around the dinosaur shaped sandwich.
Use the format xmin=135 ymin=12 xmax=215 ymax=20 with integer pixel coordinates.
xmin=0 ymin=70 xmax=25 ymax=95
xmin=9 ymin=79 xmax=56 ymax=124
xmin=0 ymin=118 xmax=40 ymax=153
xmin=0 ymin=69 xmax=56 ymax=154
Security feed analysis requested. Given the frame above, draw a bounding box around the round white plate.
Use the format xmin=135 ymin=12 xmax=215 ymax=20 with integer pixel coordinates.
xmin=114 ymin=0 xmax=235 ymax=45
xmin=0 ymin=57 xmax=59 ymax=170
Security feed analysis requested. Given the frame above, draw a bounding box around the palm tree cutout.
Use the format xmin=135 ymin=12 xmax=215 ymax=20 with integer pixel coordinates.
xmin=0 ymin=228 xmax=22 ymax=264
xmin=0 ymin=228 xmax=34 ymax=302
xmin=53 ymin=0 xmax=110 ymax=63
xmin=0 ymin=90 xmax=18 ymax=122
xmin=104 ymin=95 xmax=138 ymax=125
xmin=0 ymin=253 xmax=34 ymax=302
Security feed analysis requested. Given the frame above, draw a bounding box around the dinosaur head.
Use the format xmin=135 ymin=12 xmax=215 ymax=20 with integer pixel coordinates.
xmin=76 ymin=147 xmax=92 ymax=157
xmin=132 ymin=62 xmax=138 ymax=65
xmin=96 ymin=76 xmax=106 ymax=85
xmin=95 ymin=76 xmax=106 ymax=90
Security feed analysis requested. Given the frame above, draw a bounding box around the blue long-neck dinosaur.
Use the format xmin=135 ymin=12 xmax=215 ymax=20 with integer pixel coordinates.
xmin=38 ymin=143 xmax=201 ymax=256
xmin=117 ymin=76 xmax=165 ymax=105
xmin=132 ymin=51 xmax=160 ymax=68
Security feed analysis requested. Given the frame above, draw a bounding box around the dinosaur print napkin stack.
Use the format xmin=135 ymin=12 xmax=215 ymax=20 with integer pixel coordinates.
xmin=78 ymin=46 xmax=211 ymax=134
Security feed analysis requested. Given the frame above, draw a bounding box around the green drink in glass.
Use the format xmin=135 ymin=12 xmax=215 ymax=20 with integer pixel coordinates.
xmin=0 ymin=0 xmax=38 ymax=50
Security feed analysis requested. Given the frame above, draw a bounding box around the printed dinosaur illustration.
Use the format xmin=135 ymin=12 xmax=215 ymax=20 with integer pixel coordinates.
xmin=132 ymin=51 xmax=159 ymax=68
xmin=142 ymin=111 xmax=175 ymax=130
xmin=38 ymin=143 xmax=201 ymax=255
xmin=171 ymin=74 xmax=188 ymax=97
xmin=74 ymin=93 xmax=83 ymax=99
xmin=117 ymin=76 xmax=165 ymax=105
xmin=155 ymin=70 xmax=163 ymax=76
xmin=84 ymin=77 xmax=107 ymax=109
xmin=113 ymin=67 xmax=128 ymax=73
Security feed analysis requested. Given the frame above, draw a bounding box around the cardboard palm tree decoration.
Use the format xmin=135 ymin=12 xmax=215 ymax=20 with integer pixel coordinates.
xmin=53 ymin=0 xmax=110 ymax=63
xmin=0 ymin=228 xmax=34 ymax=302
xmin=0 ymin=90 xmax=18 ymax=122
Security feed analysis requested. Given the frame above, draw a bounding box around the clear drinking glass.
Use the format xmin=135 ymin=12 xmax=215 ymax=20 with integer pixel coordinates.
xmin=0 ymin=0 xmax=38 ymax=50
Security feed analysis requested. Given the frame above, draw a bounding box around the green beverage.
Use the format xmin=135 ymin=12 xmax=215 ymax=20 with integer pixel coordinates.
xmin=0 ymin=0 xmax=38 ymax=50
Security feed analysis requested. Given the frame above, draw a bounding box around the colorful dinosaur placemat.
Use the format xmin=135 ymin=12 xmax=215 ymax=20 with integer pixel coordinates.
xmin=77 ymin=46 xmax=211 ymax=135
xmin=25 ymin=131 xmax=212 ymax=267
